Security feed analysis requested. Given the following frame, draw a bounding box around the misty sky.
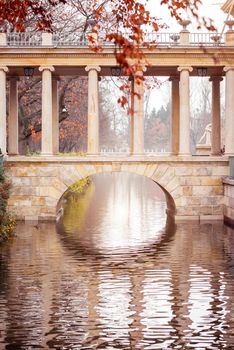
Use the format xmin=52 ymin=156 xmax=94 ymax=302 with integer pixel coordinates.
xmin=148 ymin=0 xmax=227 ymax=31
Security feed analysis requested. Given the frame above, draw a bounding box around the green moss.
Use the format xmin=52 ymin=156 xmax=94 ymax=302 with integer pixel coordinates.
xmin=60 ymin=176 xmax=94 ymax=233
xmin=69 ymin=177 xmax=90 ymax=194
xmin=63 ymin=182 xmax=94 ymax=233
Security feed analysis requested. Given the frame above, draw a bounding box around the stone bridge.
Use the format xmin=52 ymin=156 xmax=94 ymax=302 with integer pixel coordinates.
xmin=1 ymin=28 xmax=234 ymax=224
xmin=5 ymin=155 xmax=229 ymax=222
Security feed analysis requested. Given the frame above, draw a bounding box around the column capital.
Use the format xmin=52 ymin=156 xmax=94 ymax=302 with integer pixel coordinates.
xmin=224 ymin=66 xmax=234 ymax=73
xmin=0 ymin=66 xmax=8 ymax=73
xmin=169 ymin=75 xmax=180 ymax=82
xmin=85 ymin=65 xmax=101 ymax=73
xmin=177 ymin=66 xmax=193 ymax=73
xmin=39 ymin=65 xmax=55 ymax=73
xmin=209 ymin=76 xmax=223 ymax=82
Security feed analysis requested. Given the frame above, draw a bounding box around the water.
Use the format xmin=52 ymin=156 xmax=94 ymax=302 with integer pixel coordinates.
xmin=1 ymin=173 xmax=234 ymax=349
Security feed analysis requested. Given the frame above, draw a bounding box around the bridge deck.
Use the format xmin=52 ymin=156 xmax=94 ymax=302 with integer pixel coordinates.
xmin=5 ymin=155 xmax=229 ymax=164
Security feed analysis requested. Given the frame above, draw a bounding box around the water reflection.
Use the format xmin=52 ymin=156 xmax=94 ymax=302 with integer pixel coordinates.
xmin=57 ymin=172 xmax=168 ymax=254
xmin=0 ymin=174 xmax=234 ymax=349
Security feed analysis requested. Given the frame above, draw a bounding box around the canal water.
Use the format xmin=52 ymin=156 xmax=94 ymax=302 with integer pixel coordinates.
xmin=1 ymin=173 xmax=234 ymax=349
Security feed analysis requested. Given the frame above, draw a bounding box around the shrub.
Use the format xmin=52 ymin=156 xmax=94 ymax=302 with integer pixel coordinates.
xmin=0 ymin=162 xmax=15 ymax=243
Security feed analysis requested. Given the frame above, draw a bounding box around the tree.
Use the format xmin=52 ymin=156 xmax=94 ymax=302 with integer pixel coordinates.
xmin=13 ymin=76 xmax=89 ymax=154
xmin=0 ymin=0 xmax=66 ymax=31
xmin=0 ymin=1 xmax=214 ymax=78
xmin=1 ymin=0 xmax=215 ymax=152
xmin=0 ymin=163 xmax=15 ymax=242
xmin=99 ymin=77 xmax=130 ymax=151
xmin=145 ymin=104 xmax=170 ymax=151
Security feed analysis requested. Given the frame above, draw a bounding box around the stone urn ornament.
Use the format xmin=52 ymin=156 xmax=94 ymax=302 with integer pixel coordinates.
xmin=179 ymin=20 xmax=191 ymax=31
xmin=225 ymin=19 xmax=234 ymax=31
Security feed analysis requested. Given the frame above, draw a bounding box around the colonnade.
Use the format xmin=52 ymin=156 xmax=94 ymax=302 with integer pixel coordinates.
xmin=1 ymin=64 xmax=234 ymax=156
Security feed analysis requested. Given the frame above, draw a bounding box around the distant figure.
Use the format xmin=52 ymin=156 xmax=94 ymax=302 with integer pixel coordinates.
xmin=198 ymin=123 xmax=212 ymax=145
xmin=221 ymin=145 xmax=225 ymax=155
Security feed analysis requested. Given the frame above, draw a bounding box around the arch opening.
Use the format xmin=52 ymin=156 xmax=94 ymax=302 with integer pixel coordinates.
xmin=56 ymin=171 xmax=176 ymax=253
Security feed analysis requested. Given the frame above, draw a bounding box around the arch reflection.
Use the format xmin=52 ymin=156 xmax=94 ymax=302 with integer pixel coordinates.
xmin=56 ymin=172 xmax=174 ymax=256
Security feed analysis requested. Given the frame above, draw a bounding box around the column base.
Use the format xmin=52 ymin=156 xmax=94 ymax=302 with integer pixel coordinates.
xmin=178 ymin=153 xmax=191 ymax=156
xmin=8 ymin=152 xmax=19 ymax=156
xmin=40 ymin=153 xmax=54 ymax=156
xmin=210 ymin=152 xmax=222 ymax=156
xmin=86 ymin=153 xmax=100 ymax=156
xmin=130 ymin=152 xmax=145 ymax=156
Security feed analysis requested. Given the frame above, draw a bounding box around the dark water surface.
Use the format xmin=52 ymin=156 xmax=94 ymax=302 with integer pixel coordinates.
xmin=1 ymin=173 xmax=234 ymax=349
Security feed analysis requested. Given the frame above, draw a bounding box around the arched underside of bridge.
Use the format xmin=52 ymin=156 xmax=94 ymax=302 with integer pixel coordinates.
xmin=5 ymin=157 xmax=228 ymax=222
xmin=57 ymin=171 xmax=176 ymax=219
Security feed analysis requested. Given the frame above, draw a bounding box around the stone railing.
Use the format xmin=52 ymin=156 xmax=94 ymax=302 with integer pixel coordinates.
xmin=0 ymin=31 xmax=229 ymax=48
xmin=190 ymin=32 xmax=225 ymax=46
xmin=6 ymin=32 xmax=42 ymax=46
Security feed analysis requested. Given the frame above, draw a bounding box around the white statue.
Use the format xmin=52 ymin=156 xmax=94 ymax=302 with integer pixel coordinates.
xmin=198 ymin=123 xmax=212 ymax=145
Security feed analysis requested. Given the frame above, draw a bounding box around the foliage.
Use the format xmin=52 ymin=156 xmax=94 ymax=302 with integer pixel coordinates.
xmin=26 ymin=147 xmax=40 ymax=156
xmin=99 ymin=77 xmax=130 ymax=150
xmin=62 ymin=181 xmax=94 ymax=233
xmin=0 ymin=0 xmax=66 ymax=31
xmin=0 ymin=1 xmax=214 ymax=78
xmin=17 ymin=76 xmax=88 ymax=154
xmin=145 ymin=104 xmax=171 ymax=151
xmin=0 ymin=164 xmax=15 ymax=243
xmin=1 ymin=0 xmax=215 ymax=151
xmin=59 ymin=176 xmax=94 ymax=233
xmin=0 ymin=215 xmax=15 ymax=243
xmin=68 ymin=177 xmax=91 ymax=195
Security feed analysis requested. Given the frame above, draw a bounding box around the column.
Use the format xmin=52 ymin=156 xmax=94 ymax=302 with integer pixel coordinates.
xmin=177 ymin=66 xmax=193 ymax=156
xmin=131 ymin=67 xmax=146 ymax=155
xmin=224 ymin=67 xmax=234 ymax=155
xmin=85 ymin=65 xmax=101 ymax=155
xmin=8 ymin=77 xmax=19 ymax=155
xmin=39 ymin=65 xmax=55 ymax=155
xmin=0 ymin=66 xmax=8 ymax=154
xmin=209 ymin=76 xmax=223 ymax=156
xmin=52 ymin=77 xmax=59 ymax=154
xmin=170 ymin=76 xmax=180 ymax=155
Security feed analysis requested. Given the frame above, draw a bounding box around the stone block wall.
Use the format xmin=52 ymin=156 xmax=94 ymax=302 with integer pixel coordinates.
xmin=174 ymin=164 xmax=228 ymax=221
xmin=223 ymin=178 xmax=234 ymax=226
xmin=4 ymin=156 xmax=229 ymax=222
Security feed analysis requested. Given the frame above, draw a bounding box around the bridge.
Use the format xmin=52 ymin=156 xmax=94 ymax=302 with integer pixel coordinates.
xmin=1 ymin=26 xmax=234 ymax=223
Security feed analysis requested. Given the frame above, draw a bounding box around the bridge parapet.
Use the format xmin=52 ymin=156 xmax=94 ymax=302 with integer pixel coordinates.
xmin=0 ymin=31 xmax=228 ymax=48
xmin=4 ymin=156 xmax=229 ymax=222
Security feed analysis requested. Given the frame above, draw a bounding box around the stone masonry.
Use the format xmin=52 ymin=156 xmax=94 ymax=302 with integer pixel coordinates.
xmin=224 ymin=177 xmax=234 ymax=226
xmin=5 ymin=155 xmax=229 ymax=222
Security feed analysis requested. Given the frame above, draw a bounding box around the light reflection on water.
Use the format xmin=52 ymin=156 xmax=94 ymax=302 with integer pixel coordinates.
xmin=0 ymin=173 xmax=234 ymax=349
xmin=58 ymin=173 xmax=168 ymax=253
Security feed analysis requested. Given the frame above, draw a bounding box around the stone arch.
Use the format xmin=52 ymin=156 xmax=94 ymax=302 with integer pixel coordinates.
xmin=6 ymin=159 xmax=228 ymax=221
xmin=55 ymin=162 xmax=179 ymax=217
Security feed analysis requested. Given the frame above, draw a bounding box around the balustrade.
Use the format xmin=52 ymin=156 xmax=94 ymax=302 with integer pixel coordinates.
xmin=2 ymin=31 xmax=228 ymax=48
xmin=1 ymin=26 xmax=232 ymax=157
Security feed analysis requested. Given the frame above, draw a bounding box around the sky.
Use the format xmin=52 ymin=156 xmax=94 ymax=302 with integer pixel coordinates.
xmin=144 ymin=1 xmax=228 ymax=113
xmin=148 ymin=0 xmax=228 ymax=32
